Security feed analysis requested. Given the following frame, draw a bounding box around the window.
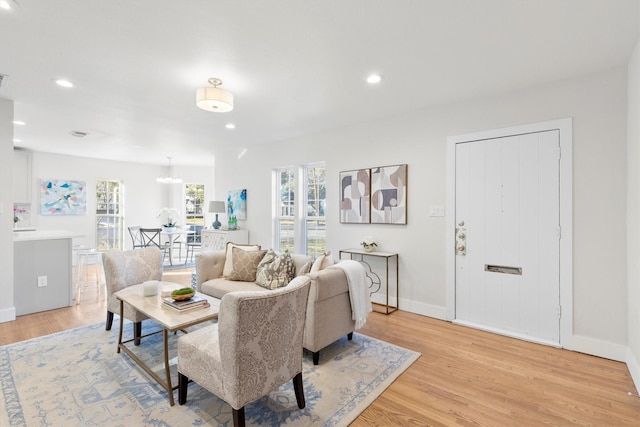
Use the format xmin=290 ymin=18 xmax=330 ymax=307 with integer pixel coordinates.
xmin=274 ymin=163 xmax=326 ymax=256
xmin=305 ymin=164 xmax=326 ymax=257
xmin=96 ymin=179 xmax=123 ymax=250
xmin=276 ymin=168 xmax=295 ymax=251
xmin=185 ymin=183 xmax=205 ymax=225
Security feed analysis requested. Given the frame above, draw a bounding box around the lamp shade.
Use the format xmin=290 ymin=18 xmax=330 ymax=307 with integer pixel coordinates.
xmin=196 ymin=87 xmax=234 ymax=112
xmin=208 ymin=201 xmax=226 ymax=213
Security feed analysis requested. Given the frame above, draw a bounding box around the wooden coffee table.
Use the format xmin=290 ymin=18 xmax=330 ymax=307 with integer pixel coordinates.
xmin=115 ymin=282 xmax=220 ymax=406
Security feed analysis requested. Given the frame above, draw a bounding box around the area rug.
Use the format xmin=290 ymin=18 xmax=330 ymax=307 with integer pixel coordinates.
xmin=0 ymin=321 xmax=419 ymax=426
xmin=163 ymin=260 xmax=195 ymax=270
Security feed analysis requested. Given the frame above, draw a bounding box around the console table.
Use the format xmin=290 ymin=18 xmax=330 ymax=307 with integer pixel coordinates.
xmin=201 ymin=229 xmax=249 ymax=252
xmin=339 ymin=249 xmax=398 ymax=314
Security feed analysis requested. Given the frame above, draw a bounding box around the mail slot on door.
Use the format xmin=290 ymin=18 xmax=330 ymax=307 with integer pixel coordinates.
xmin=485 ymin=264 xmax=522 ymax=275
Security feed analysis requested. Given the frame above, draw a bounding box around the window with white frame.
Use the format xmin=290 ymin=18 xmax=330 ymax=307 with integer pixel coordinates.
xmin=96 ymin=179 xmax=123 ymax=250
xmin=274 ymin=163 xmax=326 ymax=256
xmin=304 ymin=164 xmax=326 ymax=257
xmin=275 ymin=167 xmax=296 ymax=251
xmin=184 ymin=183 xmax=205 ymax=225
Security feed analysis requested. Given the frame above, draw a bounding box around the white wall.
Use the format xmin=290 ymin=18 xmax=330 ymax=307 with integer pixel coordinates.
xmin=215 ymin=67 xmax=629 ymax=357
xmin=0 ymin=98 xmax=15 ymax=322
xmin=27 ymin=152 xmax=215 ymax=249
xmin=627 ymin=38 xmax=640 ymax=388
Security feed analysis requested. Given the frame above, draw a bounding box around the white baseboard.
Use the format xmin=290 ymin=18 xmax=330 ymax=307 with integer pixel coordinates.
xmin=571 ymin=334 xmax=627 ymax=362
xmin=0 ymin=306 xmax=16 ymax=323
xmin=397 ymin=298 xmax=447 ymax=320
xmin=626 ymin=349 xmax=640 ymax=393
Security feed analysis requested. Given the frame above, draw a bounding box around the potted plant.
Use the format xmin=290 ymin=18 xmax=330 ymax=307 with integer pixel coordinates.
xmin=360 ymin=236 xmax=378 ymax=252
xmin=158 ymin=207 xmax=180 ymax=231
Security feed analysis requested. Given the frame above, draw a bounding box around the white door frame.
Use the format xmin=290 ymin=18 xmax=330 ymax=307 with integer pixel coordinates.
xmin=445 ymin=118 xmax=573 ymax=349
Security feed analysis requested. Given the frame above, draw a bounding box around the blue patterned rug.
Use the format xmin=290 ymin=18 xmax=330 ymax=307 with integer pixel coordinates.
xmin=0 ymin=321 xmax=419 ymax=426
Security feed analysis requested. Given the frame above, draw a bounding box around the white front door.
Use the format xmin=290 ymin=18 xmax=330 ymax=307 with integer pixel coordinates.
xmin=454 ymin=130 xmax=561 ymax=345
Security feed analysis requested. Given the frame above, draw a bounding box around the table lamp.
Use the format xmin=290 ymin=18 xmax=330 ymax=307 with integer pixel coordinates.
xmin=208 ymin=201 xmax=226 ymax=229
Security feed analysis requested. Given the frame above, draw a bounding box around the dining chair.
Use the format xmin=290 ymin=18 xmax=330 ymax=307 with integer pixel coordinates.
xmin=184 ymin=225 xmax=203 ymax=263
xmin=178 ymin=276 xmax=311 ymax=427
xmin=103 ymin=247 xmax=163 ymax=345
xmin=139 ymin=227 xmax=169 ymax=262
xmin=128 ymin=226 xmax=144 ymax=249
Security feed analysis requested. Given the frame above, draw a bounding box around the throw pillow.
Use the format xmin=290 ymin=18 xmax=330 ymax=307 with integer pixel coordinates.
xmin=310 ymin=251 xmax=334 ymax=273
xmin=223 ymin=242 xmax=261 ymax=277
xmin=227 ymin=247 xmax=267 ymax=282
xmin=256 ymin=250 xmax=296 ymax=290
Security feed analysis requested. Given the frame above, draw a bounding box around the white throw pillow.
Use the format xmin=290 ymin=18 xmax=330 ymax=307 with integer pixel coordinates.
xmin=310 ymin=251 xmax=334 ymax=273
xmin=223 ymin=242 xmax=261 ymax=278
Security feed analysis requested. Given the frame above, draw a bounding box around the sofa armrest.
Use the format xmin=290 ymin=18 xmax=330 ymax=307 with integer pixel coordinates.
xmin=195 ymin=251 xmax=226 ymax=292
xmin=307 ymin=268 xmax=350 ymax=302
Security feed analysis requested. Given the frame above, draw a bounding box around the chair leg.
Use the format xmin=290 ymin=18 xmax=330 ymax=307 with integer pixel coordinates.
xmin=134 ymin=321 xmax=142 ymax=346
xmin=293 ymin=372 xmax=306 ymax=409
xmin=105 ymin=311 xmax=114 ymax=330
xmin=178 ymin=372 xmax=188 ymax=405
xmin=348 ymin=332 xmax=353 ymax=340
xmin=232 ymin=407 xmax=245 ymax=427
xmin=312 ymin=351 xmax=320 ymax=365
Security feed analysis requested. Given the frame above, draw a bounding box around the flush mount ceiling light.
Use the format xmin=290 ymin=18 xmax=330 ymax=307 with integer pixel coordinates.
xmin=196 ymin=78 xmax=233 ymax=112
xmin=55 ymin=79 xmax=74 ymax=88
xmin=366 ymin=73 xmax=382 ymax=84
xmin=156 ymin=157 xmax=183 ymax=184
xmin=0 ymin=0 xmax=19 ymax=10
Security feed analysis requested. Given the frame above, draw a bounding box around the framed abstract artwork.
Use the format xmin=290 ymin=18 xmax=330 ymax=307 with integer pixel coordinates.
xmin=339 ymin=169 xmax=370 ymax=223
xmin=227 ymin=189 xmax=247 ymax=220
xmin=371 ymin=164 xmax=407 ymax=224
xmin=40 ymin=179 xmax=87 ymax=215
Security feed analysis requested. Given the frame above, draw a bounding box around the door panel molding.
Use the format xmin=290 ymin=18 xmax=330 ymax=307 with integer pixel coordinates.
xmin=446 ymin=118 xmax=573 ymax=349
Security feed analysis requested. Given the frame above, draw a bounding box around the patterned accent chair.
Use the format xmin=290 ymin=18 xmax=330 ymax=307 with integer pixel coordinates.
xmin=177 ymin=275 xmax=312 ymax=427
xmin=103 ymin=247 xmax=163 ymax=345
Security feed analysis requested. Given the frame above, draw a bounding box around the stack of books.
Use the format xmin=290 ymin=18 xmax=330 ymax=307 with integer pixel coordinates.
xmin=162 ymin=294 xmax=210 ymax=312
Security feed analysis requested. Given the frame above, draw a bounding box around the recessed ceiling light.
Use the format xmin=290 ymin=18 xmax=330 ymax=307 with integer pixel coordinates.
xmin=366 ymin=74 xmax=382 ymax=84
xmin=225 ymin=123 xmax=236 ymax=129
xmin=0 ymin=1 xmax=11 ymax=10
xmin=13 ymin=120 xmax=25 ymax=125
xmin=55 ymin=79 xmax=74 ymax=88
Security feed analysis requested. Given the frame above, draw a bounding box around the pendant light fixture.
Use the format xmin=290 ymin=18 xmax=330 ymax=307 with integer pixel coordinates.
xmin=156 ymin=157 xmax=183 ymax=184
xmin=196 ymin=78 xmax=234 ymax=112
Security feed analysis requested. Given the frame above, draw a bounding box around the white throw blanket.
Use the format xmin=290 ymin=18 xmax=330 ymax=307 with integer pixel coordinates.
xmin=328 ymin=260 xmax=372 ymax=329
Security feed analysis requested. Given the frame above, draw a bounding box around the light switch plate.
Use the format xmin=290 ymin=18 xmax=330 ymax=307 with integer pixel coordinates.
xmin=429 ymin=205 xmax=445 ymax=217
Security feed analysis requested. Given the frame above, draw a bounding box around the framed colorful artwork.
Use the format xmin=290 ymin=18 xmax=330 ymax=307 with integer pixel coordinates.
xmin=40 ymin=179 xmax=87 ymax=215
xmin=227 ymin=189 xmax=247 ymax=220
xmin=371 ymin=164 xmax=407 ymax=224
xmin=339 ymin=169 xmax=370 ymax=223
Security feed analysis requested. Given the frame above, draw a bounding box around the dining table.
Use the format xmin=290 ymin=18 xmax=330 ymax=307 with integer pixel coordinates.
xmin=161 ymin=228 xmax=194 ymax=265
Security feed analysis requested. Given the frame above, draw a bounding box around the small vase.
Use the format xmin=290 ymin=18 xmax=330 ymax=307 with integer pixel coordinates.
xmin=363 ymin=245 xmax=374 ymax=252
xmin=164 ymin=226 xmax=176 ymax=233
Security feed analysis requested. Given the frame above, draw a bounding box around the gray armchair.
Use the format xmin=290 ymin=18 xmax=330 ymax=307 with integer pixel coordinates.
xmin=177 ymin=275 xmax=312 ymax=427
xmin=103 ymin=247 xmax=163 ymax=345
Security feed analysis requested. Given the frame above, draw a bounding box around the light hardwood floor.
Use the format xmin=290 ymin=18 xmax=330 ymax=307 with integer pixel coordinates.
xmin=2 ymin=267 xmax=640 ymax=425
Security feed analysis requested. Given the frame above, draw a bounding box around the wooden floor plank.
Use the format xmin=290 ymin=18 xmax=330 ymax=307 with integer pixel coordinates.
xmin=2 ymin=266 xmax=640 ymax=425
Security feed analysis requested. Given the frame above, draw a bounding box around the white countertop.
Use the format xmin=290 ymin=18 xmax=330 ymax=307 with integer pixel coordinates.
xmin=13 ymin=229 xmax=84 ymax=242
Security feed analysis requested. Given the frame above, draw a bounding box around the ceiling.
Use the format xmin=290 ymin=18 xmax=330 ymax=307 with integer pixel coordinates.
xmin=1 ymin=0 xmax=638 ymax=166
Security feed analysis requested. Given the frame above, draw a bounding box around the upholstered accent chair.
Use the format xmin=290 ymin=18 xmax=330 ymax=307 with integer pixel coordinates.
xmin=103 ymin=247 xmax=163 ymax=345
xmin=178 ymin=275 xmax=312 ymax=427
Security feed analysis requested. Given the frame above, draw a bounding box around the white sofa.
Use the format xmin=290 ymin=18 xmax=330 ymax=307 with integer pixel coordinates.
xmin=195 ymin=250 xmax=356 ymax=364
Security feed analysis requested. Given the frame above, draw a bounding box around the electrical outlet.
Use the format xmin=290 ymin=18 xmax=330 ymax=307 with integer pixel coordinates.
xmin=37 ymin=276 xmax=47 ymax=287
xmin=429 ymin=205 xmax=445 ymax=217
